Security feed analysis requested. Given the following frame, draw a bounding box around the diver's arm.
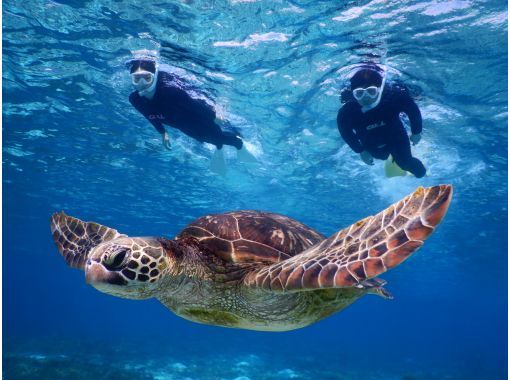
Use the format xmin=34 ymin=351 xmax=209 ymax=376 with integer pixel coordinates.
xmin=337 ymin=108 xmax=364 ymax=153
xmin=129 ymin=92 xmax=165 ymax=134
xmin=145 ymin=119 xmax=170 ymax=150
xmin=148 ymin=120 xmax=166 ymax=135
xmin=400 ymin=94 xmax=422 ymax=135
xmin=162 ymin=131 xmax=171 ymax=150
xmin=129 ymin=92 xmax=170 ymax=149
xmin=148 ymin=120 xmax=171 ymax=150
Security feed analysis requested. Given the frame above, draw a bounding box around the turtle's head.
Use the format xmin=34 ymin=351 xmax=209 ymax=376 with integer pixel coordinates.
xmin=50 ymin=212 xmax=182 ymax=300
xmin=85 ymin=237 xmax=170 ymax=299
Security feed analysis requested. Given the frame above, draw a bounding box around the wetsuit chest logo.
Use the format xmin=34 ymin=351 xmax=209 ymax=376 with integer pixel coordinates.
xmin=366 ymin=121 xmax=385 ymax=130
xmin=148 ymin=114 xmax=165 ymax=120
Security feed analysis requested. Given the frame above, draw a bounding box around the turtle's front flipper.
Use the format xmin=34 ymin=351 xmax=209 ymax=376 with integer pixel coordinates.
xmin=50 ymin=212 xmax=126 ymax=270
xmin=244 ymin=185 xmax=452 ymax=292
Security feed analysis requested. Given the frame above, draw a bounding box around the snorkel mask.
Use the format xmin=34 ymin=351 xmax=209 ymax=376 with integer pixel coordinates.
xmin=352 ymin=86 xmax=380 ymax=101
xmin=126 ymin=57 xmax=158 ymax=93
xmin=131 ymin=70 xmax=154 ymax=90
xmin=350 ymin=66 xmax=386 ymax=111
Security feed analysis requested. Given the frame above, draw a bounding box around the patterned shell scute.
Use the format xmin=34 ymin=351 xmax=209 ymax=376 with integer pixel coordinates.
xmin=178 ymin=211 xmax=325 ymax=264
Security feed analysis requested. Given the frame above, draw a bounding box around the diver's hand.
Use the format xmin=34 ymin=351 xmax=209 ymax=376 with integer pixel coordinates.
xmin=162 ymin=132 xmax=171 ymax=150
xmin=360 ymin=150 xmax=374 ymax=165
xmin=410 ymin=133 xmax=422 ymax=146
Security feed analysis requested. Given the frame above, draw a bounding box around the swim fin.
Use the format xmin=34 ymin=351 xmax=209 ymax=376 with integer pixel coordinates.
xmin=237 ymin=145 xmax=257 ymax=163
xmin=385 ymin=155 xmax=407 ymax=178
xmin=210 ymin=149 xmax=227 ymax=176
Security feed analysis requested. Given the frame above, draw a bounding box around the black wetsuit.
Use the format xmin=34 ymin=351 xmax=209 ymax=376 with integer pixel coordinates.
xmin=337 ymin=84 xmax=426 ymax=178
xmin=129 ymin=70 xmax=242 ymax=150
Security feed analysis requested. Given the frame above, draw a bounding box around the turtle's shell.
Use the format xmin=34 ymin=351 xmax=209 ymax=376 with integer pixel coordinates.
xmin=177 ymin=211 xmax=325 ymax=264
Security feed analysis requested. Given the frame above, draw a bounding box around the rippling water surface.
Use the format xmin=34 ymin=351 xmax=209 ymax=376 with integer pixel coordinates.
xmin=3 ymin=0 xmax=507 ymax=379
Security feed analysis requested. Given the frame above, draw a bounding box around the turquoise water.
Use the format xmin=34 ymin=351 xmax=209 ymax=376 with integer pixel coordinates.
xmin=3 ymin=0 xmax=507 ymax=379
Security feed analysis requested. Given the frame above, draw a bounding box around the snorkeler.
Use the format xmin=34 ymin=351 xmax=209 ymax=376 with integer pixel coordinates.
xmin=337 ymin=66 xmax=426 ymax=178
xmin=127 ymin=54 xmax=252 ymax=172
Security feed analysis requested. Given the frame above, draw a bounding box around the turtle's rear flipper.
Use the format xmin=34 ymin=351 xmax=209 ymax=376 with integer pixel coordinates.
xmin=50 ymin=212 xmax=126 ymax=270
xmin=358 ymin=279 xmax=393 ymax=299
xmin=244 ymin=185 xmax=452 ymax=292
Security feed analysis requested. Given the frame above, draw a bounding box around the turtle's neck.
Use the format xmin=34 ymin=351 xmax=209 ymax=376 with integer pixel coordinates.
xmin=161 ymin=236 xmax=213 ymax=280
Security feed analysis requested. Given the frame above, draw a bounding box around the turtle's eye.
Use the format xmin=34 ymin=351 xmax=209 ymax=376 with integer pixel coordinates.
xmin=103 ymin=249 xmax=129 ymax=270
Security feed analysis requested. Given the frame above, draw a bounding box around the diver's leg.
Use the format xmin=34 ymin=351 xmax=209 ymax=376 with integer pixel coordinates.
xmin=219 ymin=131 xmax=243 ymax=150
xmin=202 ymin=121 xmax=255 ymax=163
xmin=200 ymin=121 xmax=243 ymax=150
xmin=223 ymin=131 xmax=258 ymax=162
xmin=368 ymin=146 xmax=390 ymax=161
xmin=391 ymin=139 xmax=426 ymax=178
xmin=217 ymin=131 xmax=257 ymax=163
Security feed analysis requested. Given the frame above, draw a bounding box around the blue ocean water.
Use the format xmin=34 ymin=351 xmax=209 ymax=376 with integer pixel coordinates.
xmin=3 ymin=0 xmax=507 ymax=379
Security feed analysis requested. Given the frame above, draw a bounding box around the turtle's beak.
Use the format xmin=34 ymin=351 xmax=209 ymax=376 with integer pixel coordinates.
xmin=85 ymin=261 xmax=127 ymax=286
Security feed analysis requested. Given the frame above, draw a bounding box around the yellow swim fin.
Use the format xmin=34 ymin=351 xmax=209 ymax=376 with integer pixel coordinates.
xmin=385 ymin=155 xmax=407 ymax=178
xmin=210 ymin=149 xmax=227 ymax=176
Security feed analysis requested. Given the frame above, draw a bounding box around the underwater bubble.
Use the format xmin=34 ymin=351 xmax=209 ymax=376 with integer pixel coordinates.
xmin=171 ymin=362 xmax=187 ymax=371
xmin=276 ymin=368 xmax=300 ymax=378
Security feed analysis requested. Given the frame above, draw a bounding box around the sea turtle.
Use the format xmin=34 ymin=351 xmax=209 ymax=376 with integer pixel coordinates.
xmin=50 ymin=185 xmax=452 ymax=331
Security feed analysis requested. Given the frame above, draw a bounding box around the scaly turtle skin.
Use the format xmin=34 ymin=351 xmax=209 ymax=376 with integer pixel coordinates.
xmin=50 ymin=185 xmax=452 ymax=331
